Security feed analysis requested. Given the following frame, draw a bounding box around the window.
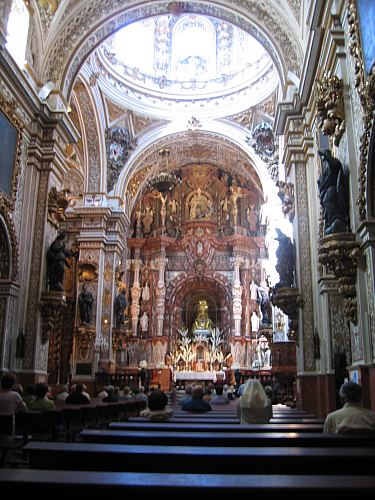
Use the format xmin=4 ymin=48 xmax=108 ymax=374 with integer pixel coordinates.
xmin=6 ymin=0 xmax=29 ymax=68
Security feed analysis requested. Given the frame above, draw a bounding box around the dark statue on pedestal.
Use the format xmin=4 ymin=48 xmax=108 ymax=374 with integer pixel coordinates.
xmin=78 ymin=283 xmax=94 ymax=325
xmin=46 ymin=232 xmax=71 ymax=291
xmin=114 ymin=288 xmax=127 ymax=328
xmin=274 ymin=229 xmax=294 ymax=288
xmin=317 ymin=149 xmax=349 ymax=235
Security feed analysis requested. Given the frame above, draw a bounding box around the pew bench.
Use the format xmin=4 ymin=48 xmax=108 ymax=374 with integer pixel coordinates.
xmin=1 ymin=469 xmax=375 ymax=498
xmin=79 ymin=429 xmax=375 ymax=447
xmin=23 ymin=441 xmax=375 ymax=475
xmin=109 ymin=422 xmax=324 ymax=433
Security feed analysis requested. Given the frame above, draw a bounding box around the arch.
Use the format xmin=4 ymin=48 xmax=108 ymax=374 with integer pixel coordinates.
xmin=115 ymin=124 xmax=278 ymax=219
xmin=36 ymin=1 xmax=302 ymax=101
xmin=0 ymin=210 xmax=18 ymax=282
xmin=165 ymin=273 xmax=232 ymax=342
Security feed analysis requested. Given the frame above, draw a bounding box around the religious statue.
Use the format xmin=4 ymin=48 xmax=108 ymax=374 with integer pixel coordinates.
xmin=16 ymin=330 xmax=25 ymax=358
xmin=220 ymin=196 xmax=230 ymax=221
xmin=250 ymin=280 xmax=258 ymax=301
xmin=317 ymin=149 xmax=349 ymax=235
xmin=78 ymin=283 xmax=94 ymax=325
xmin=246 ymin=205 xmax=258 ymax=233
xmin=142 ymin=206 xmax=154 ymax=234
xmin=274 ymin=229 xmax=295 ymax=288
xmin=114 ymin=287 xmax=127 ymax=328
xmin=251 ymin=311 xmax=260 ymax=333
xmin=230 ymin=185 xmax=244 ymax=224
xmin=189 ymin=188 xmax=211 ymax=220
xmin=257 ymin=285 xmax=272 ymax=326
xmin=46 ymin=232 xmax=71 ymax=291
xmin=193 ymin=300 xmax=213 ymax=332
xmin=169 ymin=197 xmax=178 ymax=214
xmin=154 ymin=191 xmax=167 ymax=227
xmin=140 ymin=311 xmax=149 ymax=332
xmin=142 ymin=281 xmax=150 ymax=302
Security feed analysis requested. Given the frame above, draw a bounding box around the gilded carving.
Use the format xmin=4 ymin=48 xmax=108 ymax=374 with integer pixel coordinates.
xmin=315 ymin=75 xmax=346 ymax=146
xmin=319 ymin=233 xmax=361 ymax=325
xmin=47 ymin=187 xmax=70 ymax=229
xmin=276 ymin=181 xmax=295 ymax=222
xmin=76 ymin=327 xmax=95 ymax=361
xmin=39 ymin=291 xmax=67 ymax=344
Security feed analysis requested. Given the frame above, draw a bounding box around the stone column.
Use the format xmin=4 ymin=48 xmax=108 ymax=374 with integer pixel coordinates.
xmin=232 ymin=256 xmax=243 ymax=336
xmin=130 ymin=259 xmax=142 ymax=336
xmin=154 ymin=256 xmax=168 ymax=337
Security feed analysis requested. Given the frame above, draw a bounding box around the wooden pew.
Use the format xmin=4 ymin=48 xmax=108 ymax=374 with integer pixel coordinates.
xmin=1 ymin=469 xmax=375 ymax=498
xmin=80 ymin=429 xmax=375 ymax=448
xmin=109 ymin=422 xmax=324 ymax=433
xmin=127 ymin=416 xmax=324 ymax=424
xmin=23 ymin=441 xmax=375 ymax=475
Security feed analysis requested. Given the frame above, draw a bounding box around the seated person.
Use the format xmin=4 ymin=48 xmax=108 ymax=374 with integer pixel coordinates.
xmin=323 ymin=381 xmax=375 ymax=434
xmin=28 ymin=383 xmax=55 ymax=410
xmin=140 ymin=390 xmax=173 ymax=421
xmin=211 ymin=384 xmax=230 ymax=405
xmin=203 ymin=386 xmax=213 ymax=402
xmin=236 ymin=379 xmax=272 ymax=424
xmin=55 ymin=384 xmax=70 ymax=401
xmin=0 ymin=373 xmax=26 ymax=414
xmin=180 ymin=384 xmax=193 ymax=406
xmin=181 ymin=385 xmax=212 ymax=413
xmin=102 ymin=385 xmax=118 ymax=403
xmin=120 ymin=386 xmax=133 ymax=400
xmin=65 ymin=383 xmax=90 ymax=405
xmin=134 ymin=386 xmax=148 ymax=403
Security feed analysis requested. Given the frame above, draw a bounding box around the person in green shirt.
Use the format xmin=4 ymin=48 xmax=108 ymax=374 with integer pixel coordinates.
xmin=27 ymin=383 xmax=55 ymax=410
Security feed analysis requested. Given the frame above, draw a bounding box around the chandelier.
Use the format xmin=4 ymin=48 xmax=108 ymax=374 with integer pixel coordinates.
xmin=150 ymin=148 xmax=176 ymax=193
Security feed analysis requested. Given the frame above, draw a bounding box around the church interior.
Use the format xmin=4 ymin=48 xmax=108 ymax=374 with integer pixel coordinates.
xmin=0 ymin=0 xmax=375 ymax=428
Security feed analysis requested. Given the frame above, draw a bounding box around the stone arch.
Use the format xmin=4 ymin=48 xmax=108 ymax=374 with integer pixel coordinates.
xmin=0 ymin=209 xmax=18 ymax=282
xmin=165 ymin=273 xmax=232 ymax=343
xmin=36 ymin=1 xmax=302 ymax=100
xmin=116 ymin=127 xmax=271 ymax=220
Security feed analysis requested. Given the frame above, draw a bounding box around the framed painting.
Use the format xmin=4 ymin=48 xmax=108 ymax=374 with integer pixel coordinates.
xmin=0 ymin=97 xmax=22 ymax=209
xmin=0 ymin=110 xmax=18 ymax=197
xmin=357 ymin=0 xmax=375 ymax=75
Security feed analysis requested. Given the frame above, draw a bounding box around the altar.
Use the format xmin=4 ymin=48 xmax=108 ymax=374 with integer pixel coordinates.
xmin=175 ymin=371 xmax=225 ymax=383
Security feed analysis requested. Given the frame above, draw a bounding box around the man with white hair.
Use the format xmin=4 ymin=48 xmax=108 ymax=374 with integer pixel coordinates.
xmin=323 ymin=381 xmax=375 ymax=434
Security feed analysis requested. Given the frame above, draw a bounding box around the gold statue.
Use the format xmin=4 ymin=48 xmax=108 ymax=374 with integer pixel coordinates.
xmin=193 ymin=300 xmax=213 ymax=331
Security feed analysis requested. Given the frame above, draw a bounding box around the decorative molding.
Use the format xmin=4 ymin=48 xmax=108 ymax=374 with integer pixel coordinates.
xmin=24 ymin=168 xmax=49 ymax=369
xmin=295 ymin=162 xmax=315 ymax=371
xmin=74 ymin=83 xmax=101 ymax=193
xmin=319 ymin=233 xmax=361 ymax=325
xmin=329 ymin=294 xmax=352 ymax=365
xmin=347 ymin=1 xmax=375 ymax=220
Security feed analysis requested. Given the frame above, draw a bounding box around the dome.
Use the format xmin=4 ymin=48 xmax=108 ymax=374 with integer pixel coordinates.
xmin=94 ymin=14 xmax=279 ymax=119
